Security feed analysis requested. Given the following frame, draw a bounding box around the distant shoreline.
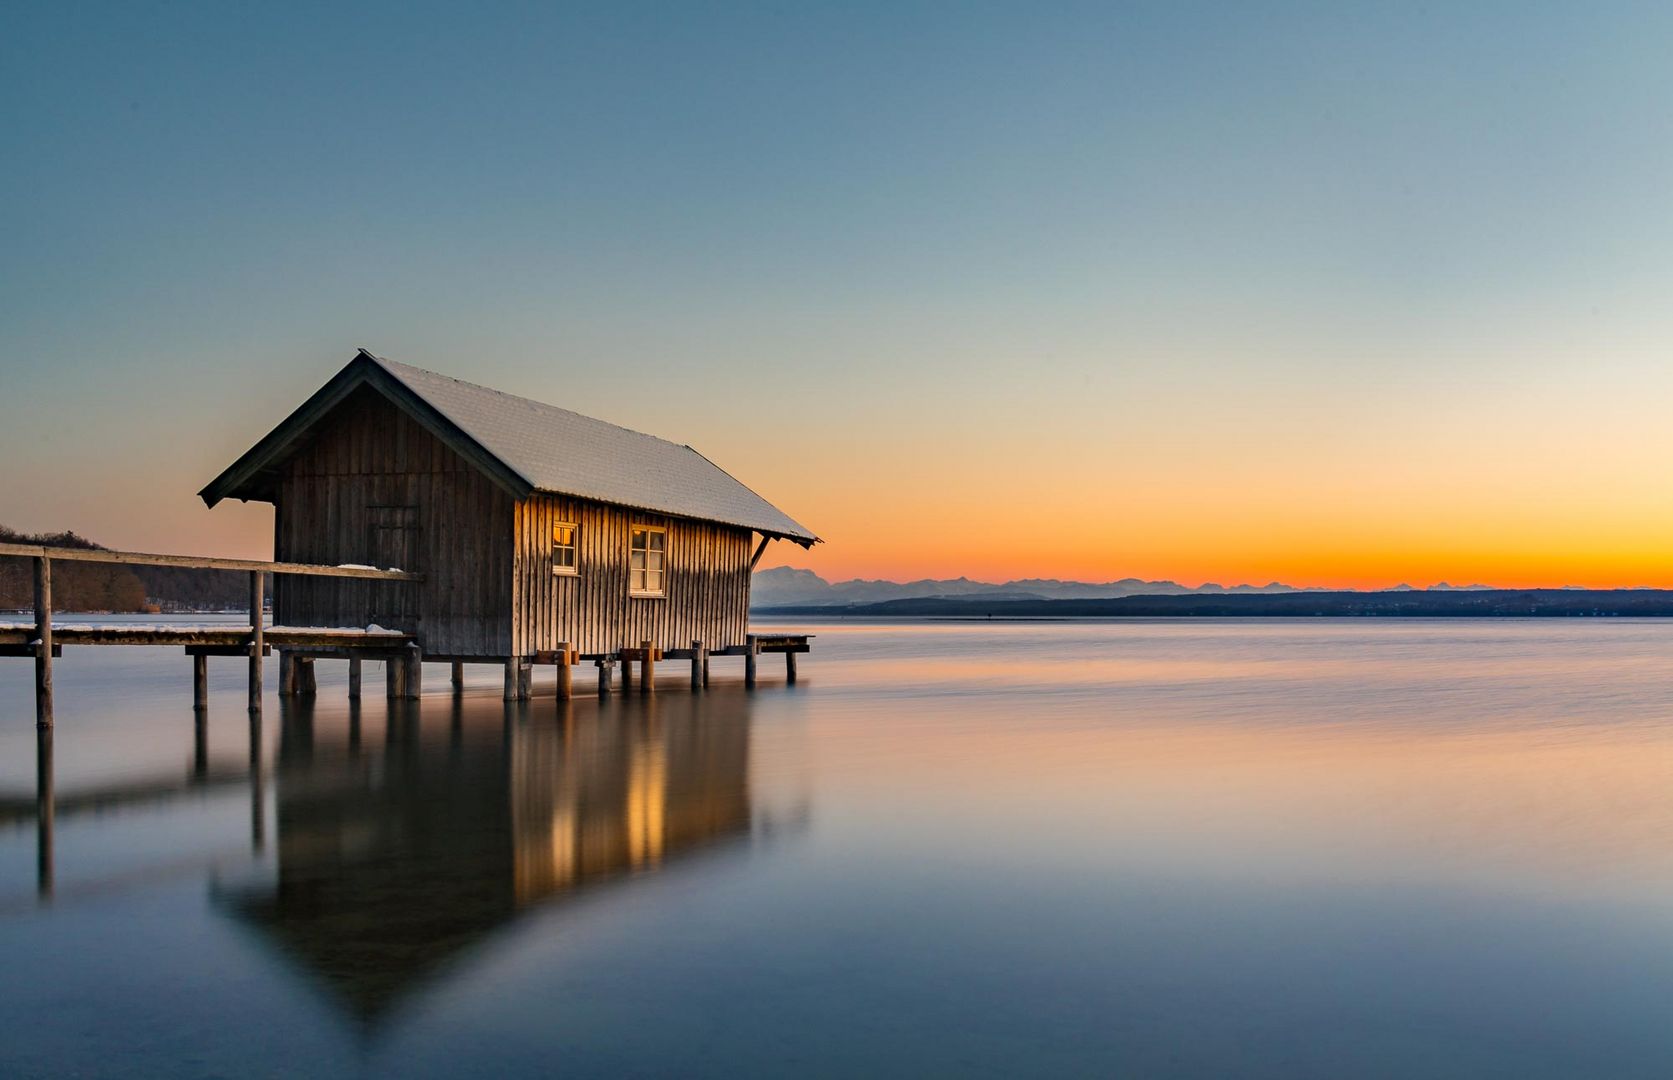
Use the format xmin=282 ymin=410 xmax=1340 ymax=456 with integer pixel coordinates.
xmin=753 ymin=589 xmax=1673 ymax=619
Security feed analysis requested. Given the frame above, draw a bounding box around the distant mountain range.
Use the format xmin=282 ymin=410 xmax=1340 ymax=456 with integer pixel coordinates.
xmin=750 ymin=566 xmax=1499 ymax=609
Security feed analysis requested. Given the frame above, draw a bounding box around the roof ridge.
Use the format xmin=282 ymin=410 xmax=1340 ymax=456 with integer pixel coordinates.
xmin=366 ymin=350 xmax=704 ymax=461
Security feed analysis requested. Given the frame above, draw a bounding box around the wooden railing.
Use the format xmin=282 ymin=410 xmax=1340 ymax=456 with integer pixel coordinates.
xmin=0 ymin=543 xmax=421 ymax=727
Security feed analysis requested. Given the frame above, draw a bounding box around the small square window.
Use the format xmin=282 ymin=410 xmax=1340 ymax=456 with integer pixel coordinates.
xmin=553 ymin=522 xmax=578 ymax=575
xmin=630 ymin=526 xmax=666 ymax=596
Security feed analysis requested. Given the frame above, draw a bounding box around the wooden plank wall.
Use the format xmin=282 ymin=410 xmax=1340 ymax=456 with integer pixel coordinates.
xmin=273 ymin=386 xmax=514 ymax=657
xmin=512 ymin=495 xmax=751 ymax=656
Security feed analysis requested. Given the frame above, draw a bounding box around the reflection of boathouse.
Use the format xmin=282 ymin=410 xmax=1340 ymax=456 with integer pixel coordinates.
xmin=220 ymin=701 xmax=759 ymax=1026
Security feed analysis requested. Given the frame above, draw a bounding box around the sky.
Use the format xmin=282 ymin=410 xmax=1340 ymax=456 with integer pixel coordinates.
xmin=5 ymin=2 xmax=1673 ymax=589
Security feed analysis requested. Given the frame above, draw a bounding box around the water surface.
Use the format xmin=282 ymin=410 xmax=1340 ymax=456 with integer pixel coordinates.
xmin=2 ymin=617 xmax=1672 ymax=1077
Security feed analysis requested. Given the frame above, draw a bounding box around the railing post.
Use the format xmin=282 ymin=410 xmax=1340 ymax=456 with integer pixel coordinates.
xmin=248 ymin=570 xmax=264 ymax=714
xmin=33 ymin=556 xmax=53 ymax=729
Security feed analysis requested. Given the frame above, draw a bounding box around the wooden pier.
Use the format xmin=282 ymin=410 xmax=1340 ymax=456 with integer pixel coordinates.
xmin=3 ymin=542 xmax=812 ymax=727
xmin=0 ymin=541 xmax=419 ymax=727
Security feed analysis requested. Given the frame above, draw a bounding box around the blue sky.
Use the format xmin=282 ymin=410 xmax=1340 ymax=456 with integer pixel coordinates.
xmin=5 ymin=3 xmax=1673 ymax=584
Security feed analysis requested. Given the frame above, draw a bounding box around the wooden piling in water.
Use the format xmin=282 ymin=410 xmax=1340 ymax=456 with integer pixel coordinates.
xmin=556 ymin=643 xmax=573 ymax=700
xmin=451 ymin=661 xmax=464 ymax=692
xmin=34 ymin=556 xmax=52 ymax=730
xmin=386 ymin=656 xmax=406 ymax=699
xmin=192 ymin=653 xmax=208 ymax=710
xmin=517 ymin=658 xmax=532 ymax=700
xmin=297 ymin=657 xmax=316 ymax=696
xmin=596 ymin=658 xmax=614 ymax=698
xmin=403 ymin=646 xmax=422 ymax=700
xmin=278 ymin=652 xmax=296 ymax=697
xmin=348 ymin=656 xmax=362 ymax=699
xmin=640 ymin=639 xmax=654 ymax=694
xmin=504 ymin=658 xmax=518 ymax=701
xmin=744 ymin=634 xmax=759 ymax=689
xmin=786 ymin=650 xmax=797 ymax=685
xmin=248 ymin=570 xmax=264 ymax=713
xmin=690 ymin=640 xmax=703 ymax=691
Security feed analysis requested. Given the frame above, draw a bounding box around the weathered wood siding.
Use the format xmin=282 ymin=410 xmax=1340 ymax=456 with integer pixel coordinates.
xmin=511 ymin=495 xmax=751 ymax=656
xmin=273 ymin=386 xmax=514 ymax=657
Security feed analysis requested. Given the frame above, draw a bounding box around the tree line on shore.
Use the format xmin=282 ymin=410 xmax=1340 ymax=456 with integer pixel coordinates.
xmin=0 ymin=526 xmax=254 ymax=612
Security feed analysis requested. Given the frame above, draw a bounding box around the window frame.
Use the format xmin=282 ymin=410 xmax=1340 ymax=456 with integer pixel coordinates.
xmin=551 ymin=520 xmax=579 ymax=577
xmin=628 ymin=524 xmax=667 ymax=598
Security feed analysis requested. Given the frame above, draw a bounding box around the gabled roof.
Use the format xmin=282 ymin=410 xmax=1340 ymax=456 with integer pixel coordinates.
xmin=200 ymin=350 xmax=818 ymax=545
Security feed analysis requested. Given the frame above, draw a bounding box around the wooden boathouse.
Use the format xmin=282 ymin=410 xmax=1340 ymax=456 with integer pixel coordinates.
xmin=201 ymin=349 xmax=819 ymax=697
xmin=3 ymin=349 xmax=815 ymax=725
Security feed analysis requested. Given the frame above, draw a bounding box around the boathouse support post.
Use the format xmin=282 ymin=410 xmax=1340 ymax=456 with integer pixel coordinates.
xmin=556 ymin=643 xmax=573 ymax=701
xmin=278 ymin=652 xmax=296 ymax=697
xmin=596 ymin=658 xmax=614 ymax=698
xmin=503 ymin=658 xmax=517 ymax=701
xmin=786 ymin=650 xmax=798 ymax=685
xmin=640 ymin=640 xmax=654 ymax=694
xmin=517 ymin=659 xmax=532 ymax=700
xmin=297 ymin=657 xmax=316 ymax=696
xmin=248 ymin=570 xmax=264 ymax=713
xmin=33 ymin=556 xmax=53 ymax=729
xmin=621 ymin=653 xmax=633 ymax=693
xmin=403 ymin=645 xmax=422 ymax=700
xmin=348 ymin=656 xmax=362 ymax=699
xmin=192 ymin=653 xmax=208 ymax=711
xmin=744 ymin=634 xmax=759 ymax=689
xmin=690 ymin=640 xmax=703 ymax=691
xmin=451 ymin=661 xmax=463 ymax=693
xmin=386 ymin=656 xmax=406 ymax=700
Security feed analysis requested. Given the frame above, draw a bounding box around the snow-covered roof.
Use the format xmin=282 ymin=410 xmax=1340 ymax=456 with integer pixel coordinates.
xmin=200 ymin=349 xmax=818 ymax=545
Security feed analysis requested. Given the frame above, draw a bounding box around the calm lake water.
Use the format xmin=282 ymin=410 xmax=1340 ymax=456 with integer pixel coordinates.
xmin=2 ymin=616 xmax=1672 ymax=1077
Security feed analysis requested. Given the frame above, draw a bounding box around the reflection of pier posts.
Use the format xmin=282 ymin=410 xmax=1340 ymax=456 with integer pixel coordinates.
xmin=249 ymin=715 xmax=265 ymax=854
xmin=194 ymin=710 xmax=209 ymax=779
xmin=36 ymin=727 xmax=53 ymax=899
